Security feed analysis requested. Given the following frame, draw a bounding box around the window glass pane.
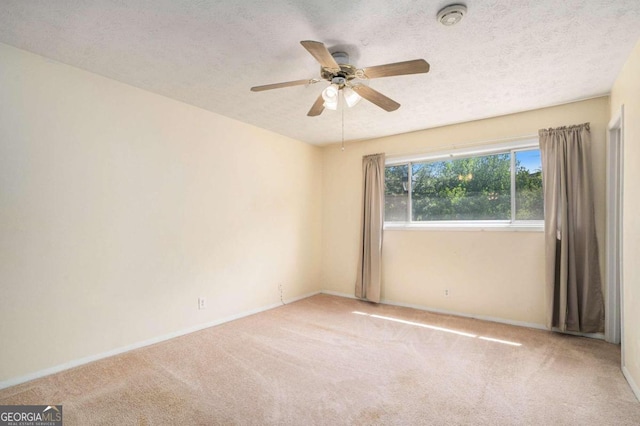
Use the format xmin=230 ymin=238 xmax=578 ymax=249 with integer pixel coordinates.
xmin=411 ymin=153 xmax=511 ymax=221
xmin=384 ymin=165 xmax=409 ymax=221
xmin=515 ymin=149 xmax=543 ymax=220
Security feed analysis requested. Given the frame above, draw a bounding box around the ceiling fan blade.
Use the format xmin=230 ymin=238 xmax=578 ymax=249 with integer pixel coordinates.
xmin=307 ymin=94 xmax=325 ymax=117
xmin=361 ymin=59 xmax=430 ymax=79
xmin=351 ymin=85 xmax=400 ymax=112
xmin=300 ymin=40 xmax=341 ymax=72
xmin=250 ymin=79 xmax=314 ymax=92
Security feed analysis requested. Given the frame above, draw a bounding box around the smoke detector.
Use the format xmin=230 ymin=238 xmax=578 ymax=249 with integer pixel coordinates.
xmin=437 ymin=4 xmax=467 ymax=26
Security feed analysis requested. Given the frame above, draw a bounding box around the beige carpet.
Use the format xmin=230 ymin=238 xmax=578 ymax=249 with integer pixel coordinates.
xmin=1 ymin=294 xmax=638 ymax=425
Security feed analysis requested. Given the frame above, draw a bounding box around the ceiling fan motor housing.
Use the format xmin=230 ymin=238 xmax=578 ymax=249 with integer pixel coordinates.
xmin=321 ymin=52 xmax=357 ymax=86
xmin=332 ymin=51 xmax=349 ymax=65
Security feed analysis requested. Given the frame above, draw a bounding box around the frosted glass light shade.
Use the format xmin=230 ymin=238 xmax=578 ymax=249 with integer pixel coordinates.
xmin=323 ymin=99 xmax=338 ymax=110
xmin=343 ymin=87 xmax=362 ymax=108
xmin=322 ymin=84 xmax=339 ymax=103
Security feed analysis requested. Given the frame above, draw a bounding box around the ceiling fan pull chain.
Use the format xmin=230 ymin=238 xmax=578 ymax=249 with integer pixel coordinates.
xmin=341 ymin=97 xmax=345 ymax=152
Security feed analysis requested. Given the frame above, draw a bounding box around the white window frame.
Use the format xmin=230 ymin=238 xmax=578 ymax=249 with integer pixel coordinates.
xmin=384 ymin=138 xmax=544 ymax=232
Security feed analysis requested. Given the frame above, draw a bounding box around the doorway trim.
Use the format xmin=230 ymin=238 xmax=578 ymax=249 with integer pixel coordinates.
xmin=605 ymin=105 xmax=624 ymax=352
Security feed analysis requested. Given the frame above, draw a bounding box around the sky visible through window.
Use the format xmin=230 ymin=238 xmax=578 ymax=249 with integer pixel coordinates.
xmin=517 ymin=149 xmax=541 ymax=172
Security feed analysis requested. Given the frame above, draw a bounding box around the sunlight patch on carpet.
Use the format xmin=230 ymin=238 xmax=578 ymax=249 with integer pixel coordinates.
xmin=353 ymin=311 xmax=522 ymax=347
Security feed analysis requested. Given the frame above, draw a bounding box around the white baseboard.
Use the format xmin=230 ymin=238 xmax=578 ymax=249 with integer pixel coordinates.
xmin=319 ymin=290 xmax=358 ymax=300
xmin=622 ymin=366 xmax=640 ymax=402
xmin=0 ymin=290 xmax=320 ymax=390
xmin=550 ymin=328 xmax=605 ymax=340
xmin=0 ymin=289 xmax=613 ymax=391
xmin=320 ymin=290 xmax=547 ymax=331
xmin=381 ymin=298 xmax=548 ymax=331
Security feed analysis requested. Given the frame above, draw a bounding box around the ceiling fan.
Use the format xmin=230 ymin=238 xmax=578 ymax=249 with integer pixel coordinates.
xmin=250 ymin=40 xmax=430 ymax=117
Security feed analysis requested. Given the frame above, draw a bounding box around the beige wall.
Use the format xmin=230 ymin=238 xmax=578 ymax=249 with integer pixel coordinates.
xmin=611 ymin=39 xmax=640 ymax=394
xmin=0 ymin=43 xmax=322 ymax=383
xmin=322 ymin=97 xmax=609 ymax=326
xmin=0 ymin=37 xmax=622 ymax=388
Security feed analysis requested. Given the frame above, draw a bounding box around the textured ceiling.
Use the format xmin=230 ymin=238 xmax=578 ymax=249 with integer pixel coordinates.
xmin=0 ymin=1 xmax=639 ymax=145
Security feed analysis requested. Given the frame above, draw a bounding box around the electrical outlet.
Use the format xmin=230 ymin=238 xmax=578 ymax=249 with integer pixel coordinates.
xmin=444 ymin=289 xmax=450 ymax=297
xmin=198 ymin=297 xmax=206 ymax=310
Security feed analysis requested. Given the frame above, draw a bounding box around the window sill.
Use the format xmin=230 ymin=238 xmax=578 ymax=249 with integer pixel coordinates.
xmin=383 ymin=222 xmax=544 ymax=232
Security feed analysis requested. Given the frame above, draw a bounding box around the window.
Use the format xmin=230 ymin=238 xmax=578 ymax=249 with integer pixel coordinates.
xmin=384 ymin=141 xmax=543 ymax=229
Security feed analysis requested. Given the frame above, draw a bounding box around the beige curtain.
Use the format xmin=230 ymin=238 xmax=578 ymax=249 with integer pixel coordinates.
xmin=355 ymin=153 xmax=385 ymax=303
xmin=539 ymin=123 xmax=604 ymax=333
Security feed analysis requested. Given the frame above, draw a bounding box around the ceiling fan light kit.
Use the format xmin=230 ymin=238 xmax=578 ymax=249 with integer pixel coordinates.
xmin=322 ymin=84 xmax=339 ymax=103
xmin=250 ymin=40 xmax=430 ymax=117
xmin=322 ymin=83 xmax=340 ymax=110
xmin=342 ymin=86 xmax=362 ymax=108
